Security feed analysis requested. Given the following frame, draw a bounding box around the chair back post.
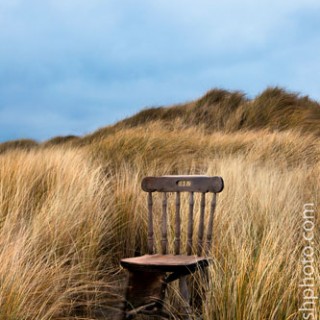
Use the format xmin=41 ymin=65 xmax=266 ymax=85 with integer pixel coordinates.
xmin=161 ymin=193 xmax=168 ymax=254
xmin=205 ymin=193 xmax=217 ymax=255
xmin=174 ymin=192 xmax=181 ymax=255
xmin=186 ymin=192 xmax=194 ymax=256
xmin=197 ymin=192 xmax=206 ymax=256
xmin=147 ymin=192 xmax=154 ymax=254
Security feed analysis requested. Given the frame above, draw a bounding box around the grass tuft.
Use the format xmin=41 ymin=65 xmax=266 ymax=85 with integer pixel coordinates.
xmin=0 ymin=139 xmax=38 ymax=154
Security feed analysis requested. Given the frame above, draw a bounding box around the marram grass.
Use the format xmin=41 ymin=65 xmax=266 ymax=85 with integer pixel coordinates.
xmin=0 ymin=123 xmax=319 ymax=319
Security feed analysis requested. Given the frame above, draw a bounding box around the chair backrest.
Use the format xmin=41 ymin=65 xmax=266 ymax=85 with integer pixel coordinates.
xmin=141 ymin=175 xmax=224 ymax=257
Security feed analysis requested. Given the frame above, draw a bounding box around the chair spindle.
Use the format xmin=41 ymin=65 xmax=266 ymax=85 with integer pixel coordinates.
xmin=197 ymin=192 xmax=206 ymax=256
xmin=187 ymin=192 xmax=194 ymax=255
xmin=161 ymin=192 xmax=168 ymax=254
xmin=205 ymin=193 xmax=217 ymax=255
xmin=147 ymin=192 xmax=154 ymax=254
xmin=174 ymin=192 xmax=181 ymax=255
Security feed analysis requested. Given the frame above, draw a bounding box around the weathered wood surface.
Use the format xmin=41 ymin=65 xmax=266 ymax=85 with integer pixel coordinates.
xmin=161 ymin=192 xmax=168 ymax=254
xmin=143 ymin=175 xmax=224 ymax=256
xmin=120 ymin=254 xmax=208 ymax=267
xmin=141 ymin=175 xmax=224 ymax=193
xmin=147 ymin=192 xmax=154 ymax=254
xmin=187 ymin=192 xmax=194 ymax=255
xmin=174 ymin=191 xmax=181 ymax=255
xmin=205 ymin=193 xmax=217 ymax=255
xmin=197 ymin=192 xmax=206 ymax=256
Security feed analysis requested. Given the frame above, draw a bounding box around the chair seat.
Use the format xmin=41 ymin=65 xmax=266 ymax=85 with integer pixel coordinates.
xmin=120 ymin=254 xmax=211 ymax=272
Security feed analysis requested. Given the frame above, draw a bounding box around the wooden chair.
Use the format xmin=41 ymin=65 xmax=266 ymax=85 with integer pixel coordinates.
xmin=120 ymin=175 xmax=224 ymax=319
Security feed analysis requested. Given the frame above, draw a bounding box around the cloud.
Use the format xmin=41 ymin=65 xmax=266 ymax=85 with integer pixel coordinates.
xmin=0 ymin=0 xmax=320 ymax=141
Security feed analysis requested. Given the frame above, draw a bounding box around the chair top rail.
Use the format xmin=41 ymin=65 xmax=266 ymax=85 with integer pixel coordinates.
xmin=141 ymin=175 xmax=224 ymax=193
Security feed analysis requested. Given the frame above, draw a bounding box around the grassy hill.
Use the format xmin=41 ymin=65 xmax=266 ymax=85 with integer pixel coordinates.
xmin=1 ymin=86 xmax=320 ymax=153
xmin=0 ymin=87 xmax=319 ymax=319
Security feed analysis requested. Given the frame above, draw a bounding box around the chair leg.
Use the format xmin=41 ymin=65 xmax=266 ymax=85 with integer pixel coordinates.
xmin=179 ymin=276 xmax=192 ymax=320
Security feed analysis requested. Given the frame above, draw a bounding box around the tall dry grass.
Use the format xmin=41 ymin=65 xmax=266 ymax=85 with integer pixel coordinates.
xmin=0 ymin=122 xmax=319 ymax=319
xmin=0 ymin=149 xmax=122 ymax=319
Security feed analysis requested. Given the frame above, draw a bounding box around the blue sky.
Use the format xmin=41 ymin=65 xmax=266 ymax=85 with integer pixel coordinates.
xmin=1 ymin=0 xmax=320 ymax=142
